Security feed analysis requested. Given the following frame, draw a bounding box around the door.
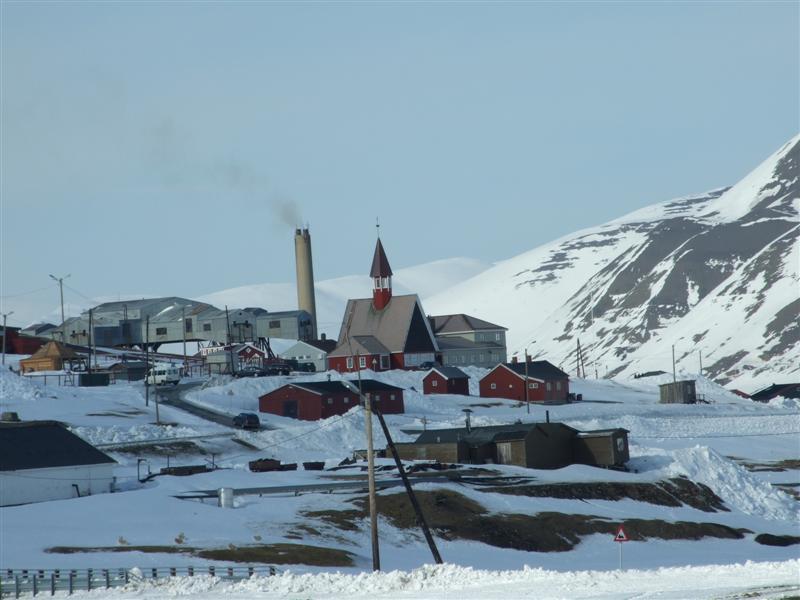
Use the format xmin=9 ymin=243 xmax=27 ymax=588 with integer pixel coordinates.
xmin=496 ymin=442 xmax=513 ymax=465
xmin=282 ymin=400 xmax=298 ymax=419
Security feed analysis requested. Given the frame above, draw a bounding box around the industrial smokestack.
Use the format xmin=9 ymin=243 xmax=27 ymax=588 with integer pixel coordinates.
xmin=294 ymin=227 xmax=318 ymax=340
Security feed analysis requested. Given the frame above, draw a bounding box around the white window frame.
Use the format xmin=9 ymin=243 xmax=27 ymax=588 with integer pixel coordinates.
xmin=346 ymin=357 xmax=354 ymax=369
xmin=359 ymin=356 xmax=367 ymax=369
xmin=546 ymin=382 xmax=552 ymax=391
xmin=490 ymin=383 xmax=497 ymax=390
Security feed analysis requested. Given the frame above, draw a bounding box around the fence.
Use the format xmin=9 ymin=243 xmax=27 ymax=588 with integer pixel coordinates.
xmin=0 ymin=565 xmax=277 ymax=597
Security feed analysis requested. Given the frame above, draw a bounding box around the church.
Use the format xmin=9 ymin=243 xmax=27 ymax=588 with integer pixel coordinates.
xmin=327 ymin=237 xmax=439 ymax=372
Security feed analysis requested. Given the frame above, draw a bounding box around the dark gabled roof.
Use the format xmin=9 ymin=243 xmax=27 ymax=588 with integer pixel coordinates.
xmin=426 ymin=366 xmax=469 ymax=380
xmin=414 ymin=422 xmax=577 ymax=446
xmin=370 ymin=238 xmax=393 ymax=278
xmin=268 ymin=379 xmax=404 ymax=397
xmin=305 ymin=338 xmax=337 ymax=353
xmin=352 ymin=335 xmax=391 ymax=355
xmin=0 ymin=421 xmax=116 ymax=471
xmin=496 ymin=361 xmax=569 ymax=381
xmin=428 ymin=314 xmax=507 ymax=334
xmin=750 ymin=383 xmax=800 ymax=401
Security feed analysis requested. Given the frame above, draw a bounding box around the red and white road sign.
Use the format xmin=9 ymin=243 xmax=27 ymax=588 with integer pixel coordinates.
xmin=614 ymin=526 xmax=629 ymax=542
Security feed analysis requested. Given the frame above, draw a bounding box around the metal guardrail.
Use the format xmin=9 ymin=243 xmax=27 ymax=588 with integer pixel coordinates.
xmin=0 ymin=565 xmax=276 ymax=597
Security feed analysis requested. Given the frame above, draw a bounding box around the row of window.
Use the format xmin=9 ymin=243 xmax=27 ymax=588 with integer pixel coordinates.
xmin=488 ymin=381 xmax=562 ymax=391
xmin=345 ymin=356 xmax=390 ymax=369
xmin=324 ymin=393 xmax=396 ymax=405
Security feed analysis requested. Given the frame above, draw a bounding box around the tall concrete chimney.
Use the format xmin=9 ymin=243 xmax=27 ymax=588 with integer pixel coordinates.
xmin=294 ymin=227 xmax=318 ymax=340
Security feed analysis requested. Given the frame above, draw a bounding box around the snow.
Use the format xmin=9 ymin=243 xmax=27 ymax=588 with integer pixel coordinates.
xmin=54 ymin=560 xmax=800 ymax=599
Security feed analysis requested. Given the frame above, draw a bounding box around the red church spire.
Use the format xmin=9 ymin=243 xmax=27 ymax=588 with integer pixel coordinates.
xmin=371 ymin=237 xmax=393 ymax=310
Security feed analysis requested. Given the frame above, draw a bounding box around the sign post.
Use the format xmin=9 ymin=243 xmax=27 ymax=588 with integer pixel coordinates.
xmin=613 ymin=525 xmax=629 ymax=570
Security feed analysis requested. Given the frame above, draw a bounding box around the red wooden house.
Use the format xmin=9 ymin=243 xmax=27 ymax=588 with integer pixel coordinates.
xmin=479 ymin=360 xmax=570 ymax=403
xmin=259 ymin=379 xmax=405 ymax=421
xmin=423 ymin=366 xmax=470 ymax=395
xmin=328 ymin=237 xmax=438 ymax=372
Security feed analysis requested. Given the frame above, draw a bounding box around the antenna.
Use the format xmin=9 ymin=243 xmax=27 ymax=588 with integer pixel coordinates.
xmin=376 ymin=217 xmax=380 ymax=238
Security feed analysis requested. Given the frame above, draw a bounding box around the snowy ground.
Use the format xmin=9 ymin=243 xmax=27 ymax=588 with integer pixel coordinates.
xmin=1 ymin=361 xmax=798 ymax=598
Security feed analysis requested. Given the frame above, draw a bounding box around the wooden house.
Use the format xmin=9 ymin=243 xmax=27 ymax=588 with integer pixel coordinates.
xmin=422 ymin=366 xmax=470 ymax=395
xmin=658 ymin=380 xmax=697 ymax=404
xmin=259 ymin=379 xmax=404 ymax=421
xmin=572 ymin=429 xmax=630 ymax=468
xmin=18 ymin=341 xmax=84 ymax=374
xmin=479 ymin=360 xmax=570 ymax=403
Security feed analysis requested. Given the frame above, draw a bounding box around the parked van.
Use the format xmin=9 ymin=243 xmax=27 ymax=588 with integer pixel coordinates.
xmin=145 ymin=365 xmax=181 ymax=386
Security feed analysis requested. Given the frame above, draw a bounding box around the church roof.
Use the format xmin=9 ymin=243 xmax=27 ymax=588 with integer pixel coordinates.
xmin=329 ymin=294 xmax=438 ymax=357
xmin=370 ymin=238 xmax=393 ymax=278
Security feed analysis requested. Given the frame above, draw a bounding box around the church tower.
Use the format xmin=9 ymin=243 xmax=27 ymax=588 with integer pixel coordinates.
xmin=370 ymin=237 xmax=393 ymax=310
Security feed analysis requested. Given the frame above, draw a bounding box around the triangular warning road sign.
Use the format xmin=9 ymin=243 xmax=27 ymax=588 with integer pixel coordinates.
xmin=614 ymin=526 xmax=629 ymax=542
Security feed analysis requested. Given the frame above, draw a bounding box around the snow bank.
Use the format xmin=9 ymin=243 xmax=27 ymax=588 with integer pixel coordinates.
xmin=89 ymin=560 xmax=800 ymax=599
xmin=72 ymin=424 xmax=202 ymax=446
xmin=0 ymin=368 xmax=42 ymax=403
xmin=666 ymin=446 xmax=799 ymax=523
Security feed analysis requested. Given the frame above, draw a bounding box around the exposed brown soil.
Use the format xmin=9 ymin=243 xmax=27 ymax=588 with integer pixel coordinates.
xmin=754 ymin=533 xmax=800 ymax=547
xmin=480 ymin=477 xmax=728 ymax=512
xmin=299 ymin=490 xmax=746 ymax=553
xmin=109 ymin=440 xmax=205 ymax=456
xmin=46 ymin=543 xmax=354 ymax=567
xmin=735 ymin=458 xmax=800 ymax=473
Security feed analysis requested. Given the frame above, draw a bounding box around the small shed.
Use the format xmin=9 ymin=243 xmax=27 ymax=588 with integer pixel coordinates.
xmin=18 ymin=341 xmax=84 ymax=374
xmin=659 ymin=380 xmax=697 ymax=404
xmin=572 ymin=429 xmax=630 ymax=468
xmin=0 ymin=420 xmax=116 ymax=506
xmin=423 ymin=366 xmax=470 ymax=395
xmin=109 ymin=361 xmax=149 ymax=382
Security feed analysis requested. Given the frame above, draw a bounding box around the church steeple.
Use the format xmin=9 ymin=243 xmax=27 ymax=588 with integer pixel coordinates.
xmin=371 ymin=237 xmax=393 ymax=310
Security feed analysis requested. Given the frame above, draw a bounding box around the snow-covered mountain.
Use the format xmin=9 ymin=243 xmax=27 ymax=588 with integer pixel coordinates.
xmin=425 ymin=136 xmax=800 ymax=392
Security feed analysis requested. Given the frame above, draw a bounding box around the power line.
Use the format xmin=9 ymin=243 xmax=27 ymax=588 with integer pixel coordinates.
xmin=0 ymin=284 xmax=58 ymax=299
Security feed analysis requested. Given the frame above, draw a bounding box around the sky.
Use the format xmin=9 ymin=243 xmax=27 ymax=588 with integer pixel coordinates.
xmin=2 ymin=1 xmax=798 ymax=327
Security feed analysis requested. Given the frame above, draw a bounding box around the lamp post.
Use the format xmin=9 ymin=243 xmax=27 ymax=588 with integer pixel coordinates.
xmin=49 ymin=273 xmax=70 ymax=340
xmin=1 ymin=311 xmax=13 ymax=366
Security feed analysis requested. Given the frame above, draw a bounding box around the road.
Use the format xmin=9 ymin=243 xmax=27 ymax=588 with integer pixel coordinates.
xmin=151 ymin=381 xmax=273 ymax=430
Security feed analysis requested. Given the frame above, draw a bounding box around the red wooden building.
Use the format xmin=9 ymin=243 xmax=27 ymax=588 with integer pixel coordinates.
xmin=0 ymin=327 xmax=47 ymax=356
xmin=479 ymin=360 xmax=570 ymax=403
xmin=259 ymin=379 xmax=405 ymax=421
xmin=328 ymin=237 xmax=438 ymax=372
xmin=423 ymin=366 xmax=470 ymax=396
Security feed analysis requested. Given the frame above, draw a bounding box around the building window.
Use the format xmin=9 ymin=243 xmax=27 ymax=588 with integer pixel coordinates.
xmin=346 ymin=357 xmax=354 ymax=369
xmin=556 ymin=381 xmax=561 ymax=390
xmin=432 ymin=380 xmax=438 ymax=388
xmin=327 ymin=398 xmax=333 ymax=405
xmin=203 ymin=323 xmax=211 ymax=331
xmin=490 ymin=383 xmax=497 ymax=390
xmin=616 ymin=437 xmax=625 ymax=452
xmin=373 ymin=394 xmax=380 ymax=402
xmin=528 ymin=383 xmax=536 ymax=389
xmin=156 ymin=327 xmax=167 ymax=336
xmin=185 ymin=319 xmax=192 ymax=333
xmin=546 ymin=382 xmax=552 ymax=391
xmin=359 ymin=356 xmax=366 ymax=369
xmin=380 ymin=355 xmax=390 ymax=370
xmin=390 ymin=394 xmax=395 ymax=400
xmin=479 ymin=354 xmax=484 ymax=362
xmin=344 ymin=397 xmax=349 ymax=404
xmin=495 ymin=332 xmax=501 ymax=340
xmin=532 ymin=382 xmax=539 ymax=389
xmin=269 ymin=320 xmax=281 ymax=329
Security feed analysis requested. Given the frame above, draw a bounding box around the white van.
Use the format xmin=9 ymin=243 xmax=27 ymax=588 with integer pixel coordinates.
xmin=145 ymin=365 xmax=181 ymax=386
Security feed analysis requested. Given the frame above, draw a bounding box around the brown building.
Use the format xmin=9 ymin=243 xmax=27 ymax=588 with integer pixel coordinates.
xmin=259 ymin=379 xmax=404 ymax=421
xmin=422 ymin=366 xmax=470 ymax=396
xmin=393 ymin=422 xmax=630 ymax=470
xmin=18 ymin=341 xmax=84 ymax=374
xmin=479 ymin=360 xmax=570 ymax=403
xmin=658 ymin=380 xmax=697 ymax=404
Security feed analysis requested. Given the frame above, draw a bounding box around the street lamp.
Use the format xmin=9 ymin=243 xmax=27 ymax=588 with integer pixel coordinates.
xmin=1 ymin=311 xmax=14 ymax=366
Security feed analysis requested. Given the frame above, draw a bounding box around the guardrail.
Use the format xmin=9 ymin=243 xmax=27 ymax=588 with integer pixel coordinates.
xmin=0 ymin=565 xmax=276 ymax=597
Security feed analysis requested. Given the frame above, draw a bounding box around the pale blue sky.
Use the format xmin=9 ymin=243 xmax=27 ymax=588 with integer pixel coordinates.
xmin=2 ymin=1 xmax=798 ymax=326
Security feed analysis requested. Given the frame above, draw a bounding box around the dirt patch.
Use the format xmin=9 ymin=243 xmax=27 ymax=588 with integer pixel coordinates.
xmin=755 ymin=533 xmax=800 ymax=547
xmin=333 ymin=490 xmax=744 ymax=553
xmin=480 ymin=477 xmax=728 ymax=512
xmin=46 ymin=543 xmax=354 ymax=567
xmin=736 ymin=459 xmax=800 ymax=473
xmin=301 ymin=509 xmax=364 ymax=532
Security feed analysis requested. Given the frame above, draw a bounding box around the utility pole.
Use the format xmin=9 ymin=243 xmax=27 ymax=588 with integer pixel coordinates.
xmin=182 ymin=306 xmax=187 ymax=373
xmin=356 ymin=353 xmax=380 ymax=571
xmin=225 ymin=306 xmax=234 ymax=375
xmin=523 ymin=348 xmax=530 ymax=414
xmin=88 ymin=309 xmax=93 ymax=373
xmin=672 ymin=344 xmax=677 ymax=404
xmin=1 ymin=311 xmax=13 ymax=366
xmin=576 ymin=339 xmax=581 ymax=378
xmin=145 ymin=316 xmax=150 ymax=407
xmin=699 ymin=350 xmax=703 ymax=378
xmin=49 ymin=273 xmax=70 ymax=340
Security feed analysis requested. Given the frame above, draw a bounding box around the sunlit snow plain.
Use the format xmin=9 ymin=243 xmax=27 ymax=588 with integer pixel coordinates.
xmin=1 ymin=362 xmax=798 ymax=599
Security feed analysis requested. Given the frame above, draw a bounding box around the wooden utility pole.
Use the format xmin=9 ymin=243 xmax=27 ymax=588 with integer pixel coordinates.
xmin=672 ymin=344 xmax=677 ymax=403
xmin=355 ymin=354 xmax=380 ymax=571
xmin=145 ymin=316 xmax=150 ymax=407
xmin=699 ymin=350 xmax=703 ymax=377
xmin=374 ymin=409 xmax=443 ymax=565
xmin=523 ymin=349 xmax=530 ymax=413
xmin=576 ymin=339 xmax=581 ymax=378
xmin=1 ymin=311 xmax=13 ymax=366
xmin=182 ymin=306 xmax=187 ymax=372
xmin=88 ymin=309 xmax=93 ymax=373
xmin=225 ymin=306 xmax=234 ymax=375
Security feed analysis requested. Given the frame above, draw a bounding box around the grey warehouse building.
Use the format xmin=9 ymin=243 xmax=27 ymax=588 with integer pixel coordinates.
xmin=48 ymin=297 xmax=313 ymax=350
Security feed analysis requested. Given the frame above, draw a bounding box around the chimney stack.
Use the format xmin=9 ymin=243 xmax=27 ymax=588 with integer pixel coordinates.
xmin=294 ymin=228 xmax=318 ymax=340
